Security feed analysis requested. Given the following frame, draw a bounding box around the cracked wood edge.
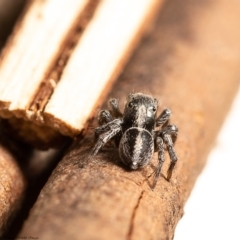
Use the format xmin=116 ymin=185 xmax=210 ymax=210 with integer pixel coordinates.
xmin=0 ymin=0 xmax=99 ymax=148
xmin=0 ymin=0 xmax=164 ymax=148
xmin=127 ymin=190 xmax=144 ymax=239
xmin=19 ymin=0 xmax=240 ymax=239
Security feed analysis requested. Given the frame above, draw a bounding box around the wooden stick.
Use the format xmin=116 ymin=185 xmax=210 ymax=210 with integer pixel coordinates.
xmin=0 ymin=0 xmax=164 ymax=147
xmin=0 ymin=143 xmax=26 ymax=236
xmin=43 ymin=0 xmax=164 ymax=136
xmin=0 ymin=0 xmax=90 ymax=113
xmin=18 ymin=0 xmax=240 ymax=239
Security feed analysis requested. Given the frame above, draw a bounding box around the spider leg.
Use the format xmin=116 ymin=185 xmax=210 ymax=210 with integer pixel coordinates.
xmin=161 ymin=125 xmax=178 ymax=180
xmin=98 ymin=110 xmax=113 ymax=126
xmin=108 ymin=98 xmax=123 ymax=118
xmin=156 ymin=108 xmax=171 ymax=127
xmin=96 ymin=108 xmax=115 ymax=141
xmin=152 ymin=136 xmax=165 ymax=189
xmin=91 ymin=120 xmax=122 ymax=157
xmin=161 ymin=124 xmax=178 ymax=144
xmin=95 ymin=118 xmax=123 ymax=138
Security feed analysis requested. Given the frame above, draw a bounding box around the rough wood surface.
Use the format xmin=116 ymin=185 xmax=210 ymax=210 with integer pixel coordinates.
xmin=0 ymin=143 xmax=26 ymax=236
xmin=19 ymin=0 xmax=240 ymax=239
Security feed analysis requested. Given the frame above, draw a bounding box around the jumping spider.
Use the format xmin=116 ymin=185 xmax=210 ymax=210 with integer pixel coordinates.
xmin=91 ymin=93 xmax=178 ymax=188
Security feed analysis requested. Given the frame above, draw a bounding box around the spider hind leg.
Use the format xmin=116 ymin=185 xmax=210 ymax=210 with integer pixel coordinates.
xmin=162 ymin=125 xmax=178 ymax=180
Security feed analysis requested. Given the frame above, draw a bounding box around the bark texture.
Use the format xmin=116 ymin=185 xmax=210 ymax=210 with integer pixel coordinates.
xmin=19 ymin=0 xmax=240 ymax=239
xmin=0 ymin=143 xmax=26 ymax=236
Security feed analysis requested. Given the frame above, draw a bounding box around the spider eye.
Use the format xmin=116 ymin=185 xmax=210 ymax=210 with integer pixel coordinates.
xmin=128 ymin=102 xmax=134 ymax=108
xmin=150 ymin=106 xmax=156 ymax=112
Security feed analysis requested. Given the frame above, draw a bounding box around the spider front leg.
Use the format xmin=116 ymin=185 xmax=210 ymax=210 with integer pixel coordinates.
xmin=97 ymin=98 xmax=122 ymax=126
xmin=108 ymin=98 xmax=123 ymax=118
xmin=95 ymin=109 xmax=115 ymax=140
xmin=162 ymin=125 xmax=178 ymax=180
xmin=91 ymin=118 xmax=123 ymax=157
xmin=156 ymin=108 xmax=171 ymax=127
xmin=98 ymin=110 xmax=113 ymax=126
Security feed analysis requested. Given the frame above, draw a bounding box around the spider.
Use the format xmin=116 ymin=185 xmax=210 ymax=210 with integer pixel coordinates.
xmin=91 ymin=92 xmax=178 ymax=188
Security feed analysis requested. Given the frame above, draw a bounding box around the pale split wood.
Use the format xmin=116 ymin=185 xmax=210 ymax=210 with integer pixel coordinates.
xmin=43 ymin=0 xmax=164 ymax=136
xmin=0 ymin=0 xmax=164 ymax=146
xmin=0 ymin=0 xmax=89 ymax=115
xmin=27 ymin=0 xmax=100 ymax=115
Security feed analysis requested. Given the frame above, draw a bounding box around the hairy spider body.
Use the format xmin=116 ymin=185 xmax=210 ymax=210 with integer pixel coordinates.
xmin=119 ymin=127 xmax=154 ymax=170
xmin=91 ymin=93 xmax=178 ymax=188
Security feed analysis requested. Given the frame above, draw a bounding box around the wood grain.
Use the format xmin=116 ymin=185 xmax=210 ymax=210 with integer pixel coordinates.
xmin=0 ymin=0 xmax=90 ymax=113
xmin=18 ymin=0 xmax=240 ymax=239
xmin=43 ymin=0 xmax=164 ymax=136
xmin=0 ymin=0 xmax=164 ymax=147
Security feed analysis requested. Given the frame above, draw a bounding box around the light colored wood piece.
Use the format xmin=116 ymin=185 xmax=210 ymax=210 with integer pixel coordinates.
xmin=44 ymin=0 xmax=163 ymax=136
xmin=0 ymin=0 xmax=89 ymax=117
xmin=0 ymin=0 xmax=163 ymax=143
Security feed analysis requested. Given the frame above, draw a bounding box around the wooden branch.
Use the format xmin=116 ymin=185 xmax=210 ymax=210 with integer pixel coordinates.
xmin=18 ymin=0 xmax=240 ymax=239
xmin=0 ymin=0 xmax=90 ymax=112
xmin=0 ymin=143 xmax=26 ymax=236
xmin=0 ymin=0 xmax=164 ymax=147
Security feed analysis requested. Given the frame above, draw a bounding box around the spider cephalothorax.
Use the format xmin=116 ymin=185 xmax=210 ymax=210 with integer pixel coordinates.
xmin=91 ymin=93 xmax=178 ymax=188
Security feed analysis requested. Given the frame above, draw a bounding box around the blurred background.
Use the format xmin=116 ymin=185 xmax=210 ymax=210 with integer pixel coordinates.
xmin=175 ymin=87 xmax=240 ymax=239
xmin=0 ymin=0 xmax=27 ymax=49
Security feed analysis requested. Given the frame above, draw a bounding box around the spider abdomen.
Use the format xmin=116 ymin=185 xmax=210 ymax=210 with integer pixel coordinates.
xmin=119 ymin=127 xmax=154 ymax=170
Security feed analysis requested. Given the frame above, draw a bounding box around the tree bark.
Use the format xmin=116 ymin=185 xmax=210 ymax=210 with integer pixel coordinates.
xmin=0 ymin=142 xmax=26 ymax=236
xmin=19 ymin=0 xmax=240 ymax=239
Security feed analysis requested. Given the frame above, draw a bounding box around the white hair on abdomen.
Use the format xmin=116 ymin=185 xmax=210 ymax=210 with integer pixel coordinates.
xmin=132 ymin=129 xmax=143 ymax=163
